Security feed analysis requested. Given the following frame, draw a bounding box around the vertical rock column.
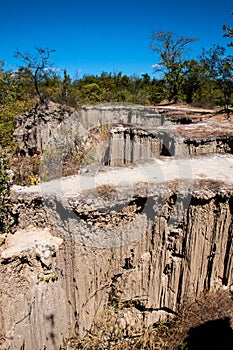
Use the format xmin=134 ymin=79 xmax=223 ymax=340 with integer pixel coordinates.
xmin=109 ymin=127 xmax=125 ymax=165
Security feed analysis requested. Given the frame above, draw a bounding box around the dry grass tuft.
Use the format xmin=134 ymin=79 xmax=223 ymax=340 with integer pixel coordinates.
xmin=62 ymin=289 xmax=233 ymax=349
xmin=96 ymin=184 xmax=117 ymax=200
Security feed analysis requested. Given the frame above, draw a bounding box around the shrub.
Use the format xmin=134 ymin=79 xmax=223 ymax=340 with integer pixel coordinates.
xmin=0 ymin=152 xmax=13 ymax=234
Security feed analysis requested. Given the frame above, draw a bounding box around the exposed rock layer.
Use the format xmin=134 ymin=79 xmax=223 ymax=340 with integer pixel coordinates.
xmin=13 ymin=103 xmax=233 ymax=165
xmin=106 ymin=127 xmax=233 ymax=165
xmin=3 ymin=103 xmax=233 ymax=349
xmin=0 ymin=181 xmax=232 ymax=349
xmin=13 ymin=102 xmax=74 ymax=155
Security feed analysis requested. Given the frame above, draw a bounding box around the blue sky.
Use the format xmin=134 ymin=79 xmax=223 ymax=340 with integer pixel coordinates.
xmin=1 ymin=0 xmax=232 ymax=78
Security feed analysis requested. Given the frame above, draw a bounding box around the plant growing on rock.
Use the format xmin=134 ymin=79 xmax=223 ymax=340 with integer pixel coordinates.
xmin=62 ymin=290 xmax=233 ymax=350
xmin=0 ymin=152 xmax=13 ymax=235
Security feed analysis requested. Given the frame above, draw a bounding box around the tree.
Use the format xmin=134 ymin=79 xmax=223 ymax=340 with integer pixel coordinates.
xmin=223 ymin=13 xmax=233 ymax=47
xmin=199 ymin=45 xmax=233 ymax=110
xmin=15 ymin=47 xmax=56 ymax=103
xmin=62 ymin=69 xmax=72 ymax=98
xmin=182 ymin=59 xmax=205 ymax=103
xmin=59 ymin=69 xmax=79 ymax=106
xmin=150 ymin=31 xmax=198 ymax=102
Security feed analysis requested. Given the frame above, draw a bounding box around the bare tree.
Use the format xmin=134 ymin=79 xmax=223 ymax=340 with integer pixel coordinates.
xmin=15 ymin=47 xmax=56 ymax=103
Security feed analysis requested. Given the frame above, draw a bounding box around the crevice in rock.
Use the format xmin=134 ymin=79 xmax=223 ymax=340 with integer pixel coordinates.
xmin=171 ymin=252 xmax=186 ymax=259
xmin=122 ymin=257 xmax=134 ymax=270
xmin=122 ymin=299 xmax=178 ymax=316
xmin=223 ymin=198 xmax=233 ymax=286
xmin=175 ymin=117 xmax=193 ymax=124
xmin=72 ymin=196 xmax=149 ymax=228
xmin=205 ymin=243 xmax=217 ymax=291
xmin=108 ymin=273 xmax=123 ymax=307
xmin=176 ymin=268 xmax=184 ymax=306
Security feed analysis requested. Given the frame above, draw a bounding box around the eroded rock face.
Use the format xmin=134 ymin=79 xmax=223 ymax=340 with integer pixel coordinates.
xmin=81 ymin=105 xmax=162 ymax=129
xmin=13 ymin=103 xmax=233 ymax=168
xmin=13 ymin=102 xmax=75 ymax=156
xmin=4 ymin=104 xmax=233 ymax=349
xmin=105 ymin=126 xmax=233 ymax=165
xmin=13 ymin=103 xmax=163 ymax=156
xmin=0 ymin=180 xmax=232 ymax=349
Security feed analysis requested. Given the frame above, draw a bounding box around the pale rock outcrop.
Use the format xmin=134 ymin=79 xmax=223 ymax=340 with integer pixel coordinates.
xmin=0 ymin=178 xmax=232 ymax=349
xmin=13 ymin=102 xmax=75 ymax=155
xmin=2 ymin=103 xmax=232 ymax=349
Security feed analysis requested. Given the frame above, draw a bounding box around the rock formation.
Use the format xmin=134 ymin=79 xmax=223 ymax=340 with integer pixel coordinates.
xmin=13 ymin=102 xmax=75 ymax=156
xmin=1 ymin=103 xmax=233 ymax=349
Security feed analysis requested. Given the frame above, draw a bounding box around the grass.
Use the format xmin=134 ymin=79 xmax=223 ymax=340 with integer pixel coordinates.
xmin=62 ymin=289 xmax=233 ymax=349
xmin=96 ymin=184 xmax=117 ymax=200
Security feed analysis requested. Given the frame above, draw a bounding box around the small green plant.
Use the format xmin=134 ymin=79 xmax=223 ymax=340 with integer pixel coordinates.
xmin=37 ymin=273 xmax=59 ymax=284
xmin=0 ymin=152 xmax=13 ymax=234
xmin=0 ymin=235 xmax=7 ymax=246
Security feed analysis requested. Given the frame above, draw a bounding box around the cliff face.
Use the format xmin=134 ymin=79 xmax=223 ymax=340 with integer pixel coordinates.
xmin=2 ymin=103 xmax=233 ymax=349
xmin=1 ymin=179 xmax=232 ymax=349
xmin=13 ymin=102 xmax=75 ymax=156
xmin=106 ymin=127 xmax=233 ymax=165
xmin=13 ymin=103 xmax=233 ymax=159
xmin=13 ymin=104 xmax=162 ymax=156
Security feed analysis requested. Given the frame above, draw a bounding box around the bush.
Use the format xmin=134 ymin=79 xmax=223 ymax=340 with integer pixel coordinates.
xmin=0 ymin=152 xmax=13 ymax=234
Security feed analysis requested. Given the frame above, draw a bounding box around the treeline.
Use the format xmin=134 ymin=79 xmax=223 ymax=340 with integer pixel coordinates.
xmin=0 ymin=20 xmax=232 ymax=148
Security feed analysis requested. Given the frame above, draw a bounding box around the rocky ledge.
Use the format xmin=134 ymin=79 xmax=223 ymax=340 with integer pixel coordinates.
xmin=1 ymin=153 xmax=233 ymax=349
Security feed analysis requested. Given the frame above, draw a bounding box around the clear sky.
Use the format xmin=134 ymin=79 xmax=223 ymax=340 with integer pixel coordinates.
xmin=1 ymin=0 xmax=232 ymax=78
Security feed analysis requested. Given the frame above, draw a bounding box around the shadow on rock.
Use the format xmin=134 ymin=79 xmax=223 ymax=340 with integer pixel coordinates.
xmin=183 ymin=318 xmax=233 ymax=350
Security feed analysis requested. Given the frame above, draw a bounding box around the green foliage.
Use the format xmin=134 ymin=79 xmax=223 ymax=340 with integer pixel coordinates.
xmin=0 ymin=63 xmax=36 ymax=148
xmin=150 ymin=31 xmax=198 ymax=102
xmin=199 ymin=45 xmax=233 ymax=109
xmin=58 ymin=69 xmax=78 ymax=107
xmin=0 ymin=152 xmax=13 ymax=234
xmin=223 ymin=12 xmax=233 ymax=47
xmin=37 ymin=273 xmax=59 ymax=284
xmin=73 ymin=72 xmax=165 ymax=105
xmin=0 ymin=100 xmax=34 ymax=148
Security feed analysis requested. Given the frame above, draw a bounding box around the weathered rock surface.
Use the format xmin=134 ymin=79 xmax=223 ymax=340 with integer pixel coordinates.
xmin=1 ymin=158 xmax=233 ymax=349
xmin=2 ymin=103 xmax=233 ymax=349
xmin=81 ymin=104 xmax=163 ymax=129
xmin=105 ymin=126 xmax=233 ymax=165
xmin=13 ymin=103 xmax=233 ymax=166
xmin=13 ymin=102 xmax=75 ymax=156
xmin=13 ymin=103 xmax=163 ymax=157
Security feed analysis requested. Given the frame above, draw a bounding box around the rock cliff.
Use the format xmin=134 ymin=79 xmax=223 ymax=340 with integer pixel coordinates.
xmin=13 ymin=102 xmax=75 ymax=156
xmin=1 ymin=103 xmax=233 ymax=349
xmin=1 ymin=167 xmax=233 ymax=349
